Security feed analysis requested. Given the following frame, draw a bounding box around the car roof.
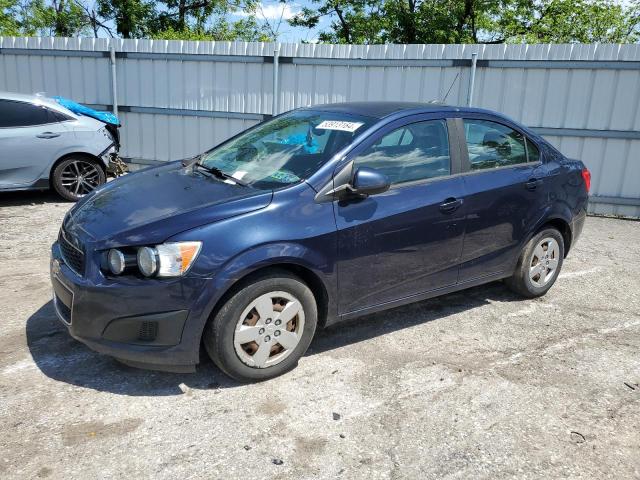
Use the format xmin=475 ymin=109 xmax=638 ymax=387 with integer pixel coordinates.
xmin=301 ymin=101 xmax=521 ymax=125
xmin=1 ymin=91 xmax=47 ymax=103
xmin=0 ymin=90 xmax=76 ymax=115
xmin=302 ymin=101 xmax=532 ymax=135
xmin=304 ymin=101 xmax=464 ymax=119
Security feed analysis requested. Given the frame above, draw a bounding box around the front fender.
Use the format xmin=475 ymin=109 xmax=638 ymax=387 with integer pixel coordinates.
xmin=181 ymin=240 xmax=338 ymax=354
xmin=204 ymin=241 xmax=335 ymax=314
xmin=173 ymin=181 xmax=339 ymax=353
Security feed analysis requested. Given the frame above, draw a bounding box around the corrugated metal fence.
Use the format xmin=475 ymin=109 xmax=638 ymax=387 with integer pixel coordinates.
xmin=1 ymin=37 xmax=639 ymax=217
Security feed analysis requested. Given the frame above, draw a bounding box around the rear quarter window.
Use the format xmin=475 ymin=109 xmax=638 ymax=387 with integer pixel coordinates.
xmin=462 ymin=119 xmax=527 ymax=170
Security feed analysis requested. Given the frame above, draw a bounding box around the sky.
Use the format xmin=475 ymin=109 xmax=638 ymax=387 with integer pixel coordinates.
xmin=232 ymin=1 xmax=327 ymax=43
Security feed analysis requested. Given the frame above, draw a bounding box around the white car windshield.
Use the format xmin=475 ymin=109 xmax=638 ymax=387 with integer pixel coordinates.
xmin=198 ymin=110 xmax=375 ymax=189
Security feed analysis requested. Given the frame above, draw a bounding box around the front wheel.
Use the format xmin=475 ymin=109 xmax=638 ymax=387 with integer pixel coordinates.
xmin=52 ymin=156 xmax=106 ymax=201
xmin=505 ymin=228 xmax=565 ymax=298
xmin=203 ymin=271 xmax=318 ymax=382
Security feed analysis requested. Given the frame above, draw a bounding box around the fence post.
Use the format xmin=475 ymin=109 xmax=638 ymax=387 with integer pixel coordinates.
xmin=467 ymin=52 xmax=478 ymax=107
xmin=109 ymin=43 xmax=119 ymax=118
xmin=272 ymin=43 xmax=280 ymax=116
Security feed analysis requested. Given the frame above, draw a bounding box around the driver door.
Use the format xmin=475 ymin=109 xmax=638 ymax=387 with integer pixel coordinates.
xmin=334 ymin=116 xmax=467 ymax=316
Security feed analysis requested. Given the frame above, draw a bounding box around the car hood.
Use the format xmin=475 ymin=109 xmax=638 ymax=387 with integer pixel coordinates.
xmin=67 ymin=161 xmax=273 ymax=247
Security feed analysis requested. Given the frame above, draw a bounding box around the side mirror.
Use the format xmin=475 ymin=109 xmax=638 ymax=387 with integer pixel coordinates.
xmin=351 ymin=167 xmax=390 ymax=196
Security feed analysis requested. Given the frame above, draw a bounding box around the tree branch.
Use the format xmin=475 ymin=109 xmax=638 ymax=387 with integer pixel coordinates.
xmin=333 ymin=4 xmax=351 ymax=43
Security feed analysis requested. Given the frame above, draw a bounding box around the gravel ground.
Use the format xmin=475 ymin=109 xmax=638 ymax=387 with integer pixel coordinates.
xmin=0 ymin=190 xmax=639 ymax=479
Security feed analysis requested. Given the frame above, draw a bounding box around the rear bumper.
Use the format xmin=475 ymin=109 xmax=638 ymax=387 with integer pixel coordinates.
xmin=570 ymin=209 xmax=587 ymax=251
xmin=50 ymin=242 xmax=208 ymax=372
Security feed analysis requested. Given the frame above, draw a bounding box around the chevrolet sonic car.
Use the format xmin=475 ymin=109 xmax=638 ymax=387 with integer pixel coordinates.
xmin=50 ymin=102 xmax=589 ymax=381
xmin=0 ymin=92 xmax=120 ymax=201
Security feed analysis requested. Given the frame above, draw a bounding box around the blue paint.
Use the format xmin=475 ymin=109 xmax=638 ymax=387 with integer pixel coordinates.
xmin=50 ymin=103 xmax=589 ymax=371
xmin=53 ymin=96 xmax=120 ymax=126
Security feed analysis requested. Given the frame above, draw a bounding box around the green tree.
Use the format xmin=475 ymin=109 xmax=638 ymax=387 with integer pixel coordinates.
xmin=149 ymin=0 xmax=275 ymax=41
xmin=97 ymin=0 xmax=155 ymax=37
xmin=151 ymin=0 xmax=236 ymax=33
xmin=384 ymin=0 xmax=487 ymax=43
xmin=29 ymin=0 xmax=89 ymax=36
xmin=150 ymin=18 xmax=272 ymax=41
xmin=290 ymin=0 xmax=491 ymax=43
xmin=2 ymin=0 xmax=102 ymax=36
xmin=290 ymin=0 xmax=385 ymax=43
xmin=488 ymin=0 xmax=640 ymax=43
xmin=0 ymin=0 xmax=21 ymax=35
xmin=290 ymin=0 xmax=640 ymax=44
xmin=210 ymin=16 xmax=273 ymax=41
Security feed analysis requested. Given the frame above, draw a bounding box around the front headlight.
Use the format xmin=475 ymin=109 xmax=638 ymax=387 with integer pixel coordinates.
xmin=108 ymin=248 xmax=126 ymax=274
xmin=107 ymin=248 xmax=136 ymax=274
xmin=137 ymin=241 xmax=202 ymax=278
xmin=137 ymin=246 xmax=158 ymax=277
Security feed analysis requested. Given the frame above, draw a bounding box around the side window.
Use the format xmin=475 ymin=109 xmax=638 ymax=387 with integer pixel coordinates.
xmin=463 ymin=119 xmax=527 ymax=170
xmin=526 ymin=137 xmax=540 ymax=163
xmin=0 ymin=100 xmax=54 ymax=128
xmin=354 ymin=119 xmax=450 ymax=185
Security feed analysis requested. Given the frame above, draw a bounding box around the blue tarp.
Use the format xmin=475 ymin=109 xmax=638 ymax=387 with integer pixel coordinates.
xmin=53 ymin=96 xmax=120 ymax=126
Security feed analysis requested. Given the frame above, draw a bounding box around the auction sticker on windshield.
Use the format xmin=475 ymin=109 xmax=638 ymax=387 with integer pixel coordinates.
xmin=316 ymin=120 xmax=364 ymax=132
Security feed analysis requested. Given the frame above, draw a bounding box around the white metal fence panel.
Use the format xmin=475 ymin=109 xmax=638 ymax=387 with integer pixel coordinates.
xmin=119 ymin=112 xmax=257 ymax=161
xmin=0 ymin=37 xmax=639 ymax=216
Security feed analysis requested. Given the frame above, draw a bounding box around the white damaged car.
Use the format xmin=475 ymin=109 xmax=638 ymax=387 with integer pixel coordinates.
xmin=0 ymin=91 xmax=122 ymax=201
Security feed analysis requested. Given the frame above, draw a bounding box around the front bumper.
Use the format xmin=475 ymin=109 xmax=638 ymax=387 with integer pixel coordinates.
xmin=98 ymin=143 xmax=117 ymax=168
xmin=50 ymin=242 xmax=208 ymax=372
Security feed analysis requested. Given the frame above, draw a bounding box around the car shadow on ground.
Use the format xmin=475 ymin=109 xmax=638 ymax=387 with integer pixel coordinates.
xmin=0 ymin=190 xmax=65 ymax=206
xmin=26 ymin=282 xmax=520 ymax=397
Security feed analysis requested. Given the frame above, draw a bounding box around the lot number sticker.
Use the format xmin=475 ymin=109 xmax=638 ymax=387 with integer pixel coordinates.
xmin=316 ymin=120 xmax=364 ymax=132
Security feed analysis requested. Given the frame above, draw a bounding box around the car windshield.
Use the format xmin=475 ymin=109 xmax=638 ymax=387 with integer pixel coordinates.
xmin=198 ymin=110 xmax=376 ymax=189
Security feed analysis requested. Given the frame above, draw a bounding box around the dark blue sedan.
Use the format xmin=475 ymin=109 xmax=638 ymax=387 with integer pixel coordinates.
xmin=50 ymin=102 xmax=590 ymax=381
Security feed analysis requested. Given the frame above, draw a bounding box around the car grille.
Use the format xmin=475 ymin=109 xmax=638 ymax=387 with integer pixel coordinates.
xmin=59 ymin=228 xmax=85 ymax=276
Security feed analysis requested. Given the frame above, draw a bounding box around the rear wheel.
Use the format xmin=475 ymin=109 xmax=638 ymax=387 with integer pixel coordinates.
xmin=203 ymin=271 xmax=317 ymax=382
xmin=52 ymin=156 xmax=106 ymax=201
xmin=505 ymin=228 xmax=565 ymax=298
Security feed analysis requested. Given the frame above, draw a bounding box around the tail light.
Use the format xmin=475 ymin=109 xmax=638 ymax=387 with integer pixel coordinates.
xmin=581 ymin=167 xmax=591 ymax=193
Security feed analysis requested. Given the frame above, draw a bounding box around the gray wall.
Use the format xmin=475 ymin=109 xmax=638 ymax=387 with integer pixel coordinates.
xmin=1 ymin=37 xmax=639 ymax=217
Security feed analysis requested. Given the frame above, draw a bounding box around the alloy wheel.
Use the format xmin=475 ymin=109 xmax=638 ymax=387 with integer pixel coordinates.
xmin=529 ymin=237 xmax=560 ymax=287
xmin=233 ymin=291 xmax=305 ymax=368
xmin=60 ymin=160 xmax=103 ymax=197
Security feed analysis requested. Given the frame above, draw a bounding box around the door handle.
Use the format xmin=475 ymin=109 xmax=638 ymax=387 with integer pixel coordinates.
xmin=439 ymin=197 xmax=463 ymax=213
xmin=36 ymin=132 xmax=60 ymax=139
xmin=525 ymin=178 xmax=543 ymax=190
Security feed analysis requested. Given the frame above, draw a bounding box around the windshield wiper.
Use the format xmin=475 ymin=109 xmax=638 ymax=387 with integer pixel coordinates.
xmin=193 ymin=162 xmax=250 ymax=187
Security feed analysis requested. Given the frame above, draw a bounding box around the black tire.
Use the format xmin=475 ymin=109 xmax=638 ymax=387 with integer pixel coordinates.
xmin=203 ymin=270 xmax=318 ymax=382
xmin=505 ymin=228 xmax=565 ymax=298
xmin=52 ymin=156 xmax=106 ymax=202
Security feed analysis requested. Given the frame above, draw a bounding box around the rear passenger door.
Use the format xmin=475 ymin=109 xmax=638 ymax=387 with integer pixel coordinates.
xmin=455 ymin=116 xmax=548 ymax=281
xmin=335 ymin=116 xmax=466 ymax=315
xmin=0 ymin=100 xmax=71 ymax=188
